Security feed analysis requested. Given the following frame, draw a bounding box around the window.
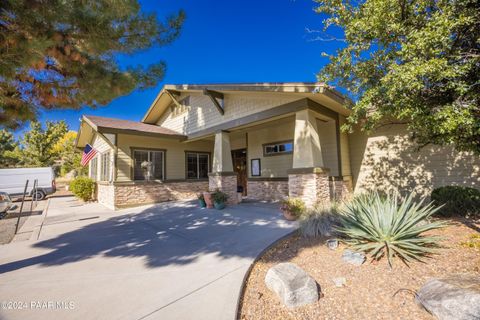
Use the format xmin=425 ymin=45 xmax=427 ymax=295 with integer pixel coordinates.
xmin=133 ymin=149 xmax=165 ymax=181
xmin=186 ymin=152 xmax=209 ymax=179
xmin=90 ymin=157 xmax=98 ymax=181
xmin=263 ymin=141 xmax=294 ymax=156
xmin=170 ymin=96 xmax=190 ymax=117
xmin=100 ymin=152 xmax=110 ymax=181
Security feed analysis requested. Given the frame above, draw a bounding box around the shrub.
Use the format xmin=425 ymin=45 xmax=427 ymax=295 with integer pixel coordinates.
xmin=336 ymin=192 xmax=446 ymax=267
xmin=299 ymin=203 xmax=340 ymax=238
xmin=281 ymin=198 xmax=307 ymax=219
xmin=460 ymin=234 xmax=480 ymax=249
xmin=431 ymin=186 xmax=480 ymax=217
xmin=69 ymin=177 xmax=95 ymax=201
xmin=211 ymin=189 xmax=228 ymax=203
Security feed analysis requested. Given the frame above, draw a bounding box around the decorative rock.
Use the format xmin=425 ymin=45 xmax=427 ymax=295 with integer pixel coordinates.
xmin=326 ymin=239 xmax=339 ymax=250
xmin=265 ymin=262 xmax=319 ymax=308
xmin=342 ymin=249 xmax=366 ymax=266
xmin=416 ymin=274 xmax=480 ymax=320
xmin=332 ymin=277 xmax=346 ymax=287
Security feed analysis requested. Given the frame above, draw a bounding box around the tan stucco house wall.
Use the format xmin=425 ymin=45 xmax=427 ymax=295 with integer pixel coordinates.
xmin=349 ymin=124 xmax=480 ymax=198
xmin=75 ymin=82 xmax=479 ymax=209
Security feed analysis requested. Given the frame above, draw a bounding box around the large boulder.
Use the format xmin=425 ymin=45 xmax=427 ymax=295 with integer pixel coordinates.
xmin=265 ymin=262 xmax=319 ymax=308
xmin=416 ymin=274 xmax=480 ymax=320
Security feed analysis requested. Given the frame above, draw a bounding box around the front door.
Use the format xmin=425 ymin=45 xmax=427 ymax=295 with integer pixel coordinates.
xmin=231 ymin=149 xmax=247 ymax=195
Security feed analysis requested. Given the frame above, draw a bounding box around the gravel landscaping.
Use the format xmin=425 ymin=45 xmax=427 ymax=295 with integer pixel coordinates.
xmin=239 ymin=218 xmax=480 ymax=320
xmin=0 ymin=199 xmax=44 ymax=245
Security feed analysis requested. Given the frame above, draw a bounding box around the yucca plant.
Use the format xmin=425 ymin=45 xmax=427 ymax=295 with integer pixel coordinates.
xmin=336 ymin=192 xmax=447 ymax=267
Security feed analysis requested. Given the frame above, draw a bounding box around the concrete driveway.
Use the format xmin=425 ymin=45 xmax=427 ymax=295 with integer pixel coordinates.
xmin=0 ymin=197 xmax=296 ymax=320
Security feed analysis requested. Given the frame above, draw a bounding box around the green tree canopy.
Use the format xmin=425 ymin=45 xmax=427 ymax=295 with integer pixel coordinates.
xmin=316 ymin=0 xmax=480 ymax=153
xmin=0 ymin=129 xmax=17 ymax=167
xmin=54 ymin=131 xmax=87 ymax=176
xmin=0 ymin=1 xmax=185 ymax=128
xmin=0 ymin=129 xmax=15 ymax=155
xmin=21 ymin=120 xmax=68 ymax=166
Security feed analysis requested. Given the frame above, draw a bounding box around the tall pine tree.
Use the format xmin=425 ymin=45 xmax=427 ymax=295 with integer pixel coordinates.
xmin=0 ymin=1 xmax=185 ymax=128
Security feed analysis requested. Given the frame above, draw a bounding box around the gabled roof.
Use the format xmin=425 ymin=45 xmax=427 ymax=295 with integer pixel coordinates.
xmin=142 ymin=82 xmax=351 ymax=124
xmin=76 ymin=115 xmax=186 ymax=148
xmin=83 ymin=115 xmax=184 ymax=137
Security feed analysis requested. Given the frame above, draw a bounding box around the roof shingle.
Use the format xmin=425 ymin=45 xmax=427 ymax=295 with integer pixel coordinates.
xmin=84 ymin=115 xmax=184 ymax=137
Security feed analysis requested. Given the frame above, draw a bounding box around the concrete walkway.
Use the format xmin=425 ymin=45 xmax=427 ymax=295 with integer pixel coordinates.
xmin=0 ymin=197 xmax=296 ymax=320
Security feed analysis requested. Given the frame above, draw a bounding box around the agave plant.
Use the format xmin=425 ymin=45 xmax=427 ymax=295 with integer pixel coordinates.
xmin=336 ymin=192 xmax=446 ymax=267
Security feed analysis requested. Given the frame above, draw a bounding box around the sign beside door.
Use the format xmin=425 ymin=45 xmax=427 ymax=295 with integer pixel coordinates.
xmin=251 ymin=158 xmax=261 ymax=177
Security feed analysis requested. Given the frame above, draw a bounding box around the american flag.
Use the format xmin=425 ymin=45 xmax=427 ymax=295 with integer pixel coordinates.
xmin=81 ymin=144 xmax=97 ymax=166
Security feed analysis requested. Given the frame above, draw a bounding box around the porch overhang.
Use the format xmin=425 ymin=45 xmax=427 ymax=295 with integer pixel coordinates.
xmin=75 ymin=115 xmax=187 ymax=149
xmin=141 ymin=82 xmax=352 ymax=125
xmin=184 ymin=98 xmax=340 ymax=141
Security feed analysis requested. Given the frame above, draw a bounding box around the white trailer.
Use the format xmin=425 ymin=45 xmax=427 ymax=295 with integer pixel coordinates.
xmin=0 ymin=167 xmax=56 ymax=200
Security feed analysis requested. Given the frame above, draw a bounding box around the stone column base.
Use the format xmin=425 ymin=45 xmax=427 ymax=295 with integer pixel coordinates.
xmin=208 ymin=172 xmax=238 ymax=205
xmin=288 ymin=167 xmax=330 ymax=208
xmin=96 ymin=182 xmax=115 ymax=210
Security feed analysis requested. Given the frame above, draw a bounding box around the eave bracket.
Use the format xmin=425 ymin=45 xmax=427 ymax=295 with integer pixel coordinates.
xmin=165 ymin=89 xmax=183 ymax=109
xmin=203 ymin=89 xmax=224 ymax=115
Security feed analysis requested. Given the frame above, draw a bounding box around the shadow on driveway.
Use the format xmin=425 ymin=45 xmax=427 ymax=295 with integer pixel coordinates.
xmin=0 ymin=201 xmax=293 ymax=274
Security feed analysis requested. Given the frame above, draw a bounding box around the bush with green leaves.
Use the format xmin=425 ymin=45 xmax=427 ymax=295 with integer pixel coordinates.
xmin=336 ymin=192 xmax=446 ymax=267
xmin=211 ymin=189 xmax=228 ymax=204
xmin=281 ymin=198 xmax=307 ymax=219
xmin=431 ymin=186 xmax=480 ymax=217
xmin=69 ymin=177 xmax=95 ymax=201
xmin=299 ymin=203 xmax=341 ymax=238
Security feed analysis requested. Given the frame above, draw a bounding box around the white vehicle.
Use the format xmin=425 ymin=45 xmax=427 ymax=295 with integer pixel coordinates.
xmin=0 ymin=167 xmax=56 ymax=200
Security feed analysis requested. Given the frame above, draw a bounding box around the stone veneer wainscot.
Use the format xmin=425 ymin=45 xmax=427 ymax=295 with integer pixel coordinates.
xmin=247 ymin=179 xmax=289 ymax=201
xmin=97 ymin=180 xmax=209 ymax=209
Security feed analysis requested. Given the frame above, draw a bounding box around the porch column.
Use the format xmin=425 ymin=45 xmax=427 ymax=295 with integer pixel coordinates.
xmin=288 ymin=109 xmax=331 ymax=207
xmin=209 ymin=131 xmax=238 ymax=204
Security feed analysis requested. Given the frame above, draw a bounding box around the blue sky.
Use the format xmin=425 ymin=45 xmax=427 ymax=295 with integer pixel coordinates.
xmin=28 ymin=0 xmax=343 ymax=136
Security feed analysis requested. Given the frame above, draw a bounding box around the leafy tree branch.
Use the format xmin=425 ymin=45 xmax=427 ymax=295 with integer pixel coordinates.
xmin=316 ymin=0 xmax=480 ymax=153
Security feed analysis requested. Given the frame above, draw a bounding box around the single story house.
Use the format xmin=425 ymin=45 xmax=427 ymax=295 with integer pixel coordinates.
xmin=75 ymin=82 xmax=480 ymax=209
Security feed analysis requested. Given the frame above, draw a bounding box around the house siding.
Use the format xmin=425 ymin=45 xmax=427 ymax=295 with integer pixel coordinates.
xmin=316 ymin=119 xmax=339 ymax=176
xmin=116 ymin=134 xmax=213 ymax=181
xmin=230 ymin=134 xmax=247 ymax=150
xmin=245 ymin=117 xmax=340 ymax=178
xmin=349 ymin=124 xmax=480 ymax=197
xmin=247 ymin=118 xmax=295 ymax=178
xmin=89 ymin=134 xmax=113 ymax=181
xmin=156 ymin=92 xmax=300 ymax=135
xmin=339 ymin=115 xmax=352 ymax=177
